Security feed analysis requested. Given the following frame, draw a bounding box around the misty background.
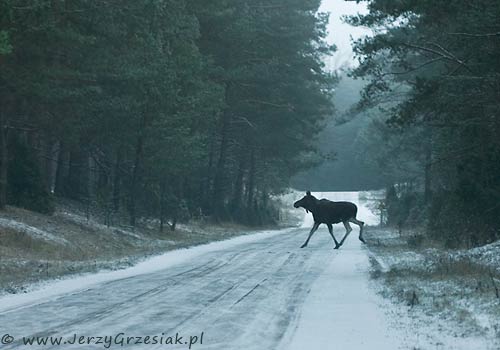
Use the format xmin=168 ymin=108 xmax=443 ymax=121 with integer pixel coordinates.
xmin=292 ymin=0 xmax=383 ymax=191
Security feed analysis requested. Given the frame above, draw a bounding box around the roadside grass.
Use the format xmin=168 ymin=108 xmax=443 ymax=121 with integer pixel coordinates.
xmin=0 ymin=227 xmax=64 ymax=258
xmin=0 ymin=201 xmax=288 ymax=295
xmin=366 ymin=227 xmax=500 ymax=347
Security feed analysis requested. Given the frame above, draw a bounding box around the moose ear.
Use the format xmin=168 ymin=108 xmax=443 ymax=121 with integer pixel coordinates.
xmin=306 ymin=190 xmax=311 ymax=196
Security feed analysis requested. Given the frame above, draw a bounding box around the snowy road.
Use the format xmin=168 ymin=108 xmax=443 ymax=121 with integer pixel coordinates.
xmin=0 ymin=192 xmax=402 ymax=350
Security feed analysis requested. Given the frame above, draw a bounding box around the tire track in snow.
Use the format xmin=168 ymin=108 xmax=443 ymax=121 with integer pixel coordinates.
xmin=0 ymin=258 xmax=236 ymax=350
xmin=0 ymin=227 xmax=339 ymax=350
xmin=0 ymin=248 xmax=265 ymax=350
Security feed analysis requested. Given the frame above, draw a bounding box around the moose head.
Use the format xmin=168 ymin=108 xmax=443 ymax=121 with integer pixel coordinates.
xmin=293 ymin=191 xmax=317 ymax=213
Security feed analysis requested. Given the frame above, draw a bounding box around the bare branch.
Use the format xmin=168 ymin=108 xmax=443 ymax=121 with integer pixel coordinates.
xmin=426 ymin=41 xmax=469 ymax=70
xmin=231 ymin=116 xmax=257 ymax=130
xmin=448 ymin=32 xmax=500 ymax=37
xmin=383 ymin=57 xmax=444 ymax=76
xmin=401 ymin=42 xmax=472 ymax=72
xmin=244 ymin=99 xmax=294 ymax=111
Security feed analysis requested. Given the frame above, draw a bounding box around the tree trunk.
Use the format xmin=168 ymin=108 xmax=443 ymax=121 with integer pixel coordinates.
xmin=86 ymin=152 xmax=95 ymax=205
xmin=129 ymin=120 xmax=146 ymax=227
xmin=129 ymin=135 xmax=143 ymax=227
xmin=201 ymin=120 xmax=218 ymax=210
xmin=55 ymin=142 xmax=70 ymax=195
xmin=211 ymin=111 xmax=231 ymax=217
xmin=170 ymin=217 xmax=177 ymax=231
xmin=0 ymin=112 xmax=8 ymax=209
xmin=246 ymin=148 xmax=255 ymax=210
xmin=47 ymin=141 xmax=60 ymax=194
xmin=39 ymin=138 xmax=59 ymax=194
xmin=159 ymin=179 xmax=166 ymax=233
xmin=231 ymin=157 xmax=245 ymax=215
xmin=67 ymin=143 xmax=87 ymax=199
xmin=424 ymin=132 xmax=432 ymax=204
xmin=112 ymin=149 xmax=122 ymax=212
xmin=424 ymin=154 xmax=432 ymax=204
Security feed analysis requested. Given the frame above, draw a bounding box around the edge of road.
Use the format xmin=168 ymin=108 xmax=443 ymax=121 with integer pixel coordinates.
xmin=0 ymin=227 xmax=299 ymax=314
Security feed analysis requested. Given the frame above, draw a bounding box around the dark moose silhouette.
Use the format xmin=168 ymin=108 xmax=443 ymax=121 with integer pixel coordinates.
xmin=293 ymin=191 xmax=365 ymax=249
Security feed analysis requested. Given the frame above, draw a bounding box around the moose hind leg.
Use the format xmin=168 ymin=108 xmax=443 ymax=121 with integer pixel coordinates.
xmin=301 ymin=222 xmax=319 ymax=248
xmin=327 ymin=223 xmax=341 ymax=249
xmin=339 ymin=221 xmax=352 ymax=246
xmin=349 ymin=218 xmax=366 ymax=243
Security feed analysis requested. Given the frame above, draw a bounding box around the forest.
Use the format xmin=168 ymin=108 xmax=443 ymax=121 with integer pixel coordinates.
xmin=345 ymin=0 xmax=500 ymax=247
xmin=0 ymin=0 xmax=336 ymax=228
xmin=1 ymin=0 xmax=499 ymax=248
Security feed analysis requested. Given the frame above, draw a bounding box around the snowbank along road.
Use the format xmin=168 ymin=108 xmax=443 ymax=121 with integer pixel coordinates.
xmin=0 ymin=192 xmax=404 ymax=350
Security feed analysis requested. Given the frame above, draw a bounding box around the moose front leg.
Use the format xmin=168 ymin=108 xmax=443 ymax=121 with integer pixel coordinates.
xmin=327 ymin=223 xmax=341 ymax=249
xmin=301 ymin=222 xmax=320 ymax=248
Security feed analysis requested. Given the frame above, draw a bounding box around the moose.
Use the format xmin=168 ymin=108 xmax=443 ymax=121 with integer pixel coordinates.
xmin=293 ymin=191 xmax=365 ymax=249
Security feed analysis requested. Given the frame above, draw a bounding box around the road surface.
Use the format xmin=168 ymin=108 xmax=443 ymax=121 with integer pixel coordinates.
xmin=0 ymin=192 xmax=401 ymax=350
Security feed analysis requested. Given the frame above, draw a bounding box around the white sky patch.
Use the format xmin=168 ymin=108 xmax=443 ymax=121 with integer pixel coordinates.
xmin=319 ymin=0 xmax=371 ymax=70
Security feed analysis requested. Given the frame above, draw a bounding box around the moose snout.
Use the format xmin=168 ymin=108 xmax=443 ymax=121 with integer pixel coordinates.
xmin=293 ymin=201 xmax=300 ymax=208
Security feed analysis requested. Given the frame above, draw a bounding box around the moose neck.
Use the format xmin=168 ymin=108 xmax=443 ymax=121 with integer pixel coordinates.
xmin=304 ymin=197 xmax=318 ymax=213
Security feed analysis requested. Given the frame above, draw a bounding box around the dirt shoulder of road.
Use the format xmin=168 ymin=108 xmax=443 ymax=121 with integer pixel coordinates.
xmin=0 ymin=200 xmax=297 ymax=296
xmin=364 ymin=226 xmax=500 ymax=349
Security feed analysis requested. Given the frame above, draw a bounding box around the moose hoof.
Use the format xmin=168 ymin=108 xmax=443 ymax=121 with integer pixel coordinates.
xmin=300 ymin=244 xmax=307 ymax=248
xmin=359 ymin=237 xmax=366 ymax=244
xmin=334 ymin=244 xmax=341 ymax=250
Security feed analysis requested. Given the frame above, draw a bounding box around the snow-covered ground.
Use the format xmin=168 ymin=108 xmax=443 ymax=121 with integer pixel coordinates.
xmin=0 ymin=192 xmax=497 ymax=349
xmin=366 ymin=227 xmax=500 ymax=350
xmin=0 ymin=203 xmax=272 ymax=293
xmin=279 ymin=235 xmax=403 ymax=350
xmin=0 ymin=217 xmax=69 ymax=246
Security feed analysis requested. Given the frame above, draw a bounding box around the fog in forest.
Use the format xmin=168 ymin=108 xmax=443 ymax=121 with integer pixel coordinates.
xmin=292 ymin=74 xmax=386 ymax=191
xmin=0 ymin=0 xmax=499 ymax=244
